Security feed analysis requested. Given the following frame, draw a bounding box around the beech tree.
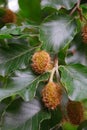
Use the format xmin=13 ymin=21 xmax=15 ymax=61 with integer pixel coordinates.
xmin=0 ymin=0 xmax=87 ymax=130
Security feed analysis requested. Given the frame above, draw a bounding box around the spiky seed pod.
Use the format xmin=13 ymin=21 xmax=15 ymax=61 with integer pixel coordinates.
xmin=42 ymin=82 xmax=62 ymax=110
xmin=1 ymin=8 xmax=16 ymax=24
xmin=67 ymin=100 xmax=84 ymax=125
xmin=32 ymin=50 xmax=51 ymax=74
xmin=82 ymin=24 xmax=87 ymax=43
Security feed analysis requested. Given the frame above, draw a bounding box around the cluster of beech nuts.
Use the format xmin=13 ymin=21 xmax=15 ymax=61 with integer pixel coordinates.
xmin=0 ymin=8 xmax=16 ymax=25
xmin=32 ymin=50 xmax=62 ymax=109
xmin=82 ymin=24 xmax=87 ymax=43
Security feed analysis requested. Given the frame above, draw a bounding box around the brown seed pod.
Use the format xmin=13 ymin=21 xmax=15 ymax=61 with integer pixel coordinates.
xmin=1 ymin=8 xmax=16 ymax=24
xmin=42 ymin=82 xmax=62 ymax=110
xmin=67 ymin=100 xmax=84 ymax=125
xmin=32 ymin=50 xmax=51 ymax=74
xmin=82 ymin=24 xmax=87 ymax=44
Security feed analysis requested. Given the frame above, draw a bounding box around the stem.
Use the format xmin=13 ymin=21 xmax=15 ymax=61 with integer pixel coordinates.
xmin=54 ymin=55 xmax=60 ymax=82
xmin=54 ymin=55 xmax=68 ymax=94
xmin=77 ymin=8 xmax=87 ymax=22
xmin=70 ymin=5 xmax=77 ymax=16
xmin=49 ymin=55 xmax=60 ymax=82
xmin=70 ymin=0 xmax=81 ymax=16
xmin=49 ymin=67 xmax=56 ymax=82
xmin=77 ymin=7 xmax=83 ymax=21
xmin=77 ymin=0 xmax=81 ymax=7
xmin=70 ymin=0 xmax=87 ymax=22
xmin=82 ymin=16 xmax=87 ymax=23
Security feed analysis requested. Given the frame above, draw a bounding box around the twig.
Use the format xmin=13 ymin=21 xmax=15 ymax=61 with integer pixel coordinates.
xmin=70 ymin=0 xmax=81 ymax=16
xmin=70 ymin=5 xmax=77 ymax=16
xmin=77 ymin=0 xmax=81 ymax=7
xmin=77 ymin=7 xmax=87 ymax=22
xmin=70 ymin=0 xmax=87 ymax=22
xmin=77 ymin=6 xmax=83 ymax=21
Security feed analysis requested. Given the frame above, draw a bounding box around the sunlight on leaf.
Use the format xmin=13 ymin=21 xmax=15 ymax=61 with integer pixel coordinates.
xmin=41 ymin=0 xmax=78 ymax=10
xmin=39 ymin=14 xmax=77 ymax=52
xmin=0 ymin=69 xmax=49 ymax=101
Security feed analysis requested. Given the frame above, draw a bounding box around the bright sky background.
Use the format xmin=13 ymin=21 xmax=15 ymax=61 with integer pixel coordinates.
xmin=8 ymin=0 xmax=19 ymax=12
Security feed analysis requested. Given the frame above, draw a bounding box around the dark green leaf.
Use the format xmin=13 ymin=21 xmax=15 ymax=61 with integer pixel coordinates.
xmin=39 ymin=14 xmax=77 ymax=52
xmin=18 ymin=0 xmax=41 ymax=24
xmin=78 ymin=120 xmax=87 ymax=130
xmin=40 ymin=107 xmax=62 ymax=130
xmin=59 ymin=64 xmax=87 ymax=101
xmin=0 ymin=44 xmax=35 ymax=76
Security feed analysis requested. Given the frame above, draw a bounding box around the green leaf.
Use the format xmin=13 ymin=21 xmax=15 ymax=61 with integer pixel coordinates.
xmin=18 ymin=0 xmax=41 ymax=24
xmin=0 ymin=1 xmax=7 ymax=11
xmin=78 ymin=120 xmax=87 ymax=130
xmin=19 ymin=72 xmax=50 ymax=101
xmin=41 ymin=0 xmax=78 ymax=10
xmin=0 ymin=25 xmax=38 ymax=39
xmin=1 ymin=98 xmax=51 ymax=130
xmin=62 ymin=122 xmax=77 ymax=130
xmin=39 ymin=14 xmax=77 ymax=52
xmin=65 ymin=33 xmax=87 ymax=65
xmin=59 ymin=64 xmax=87 ymax=101
xmin=40 ymin=107 xmax=62 ymax=130
xmin=0 ymin=97 xmax=12 ymax=124
xmin=0 ymin=44 xmax=35 ymax=76
xmin=0 ymin=26 xmax=21 ymax=39
xmin=0 ymin=102 xmax=7 ymax=121
xmin=0 ymin=69 xmax=49 ymax=101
